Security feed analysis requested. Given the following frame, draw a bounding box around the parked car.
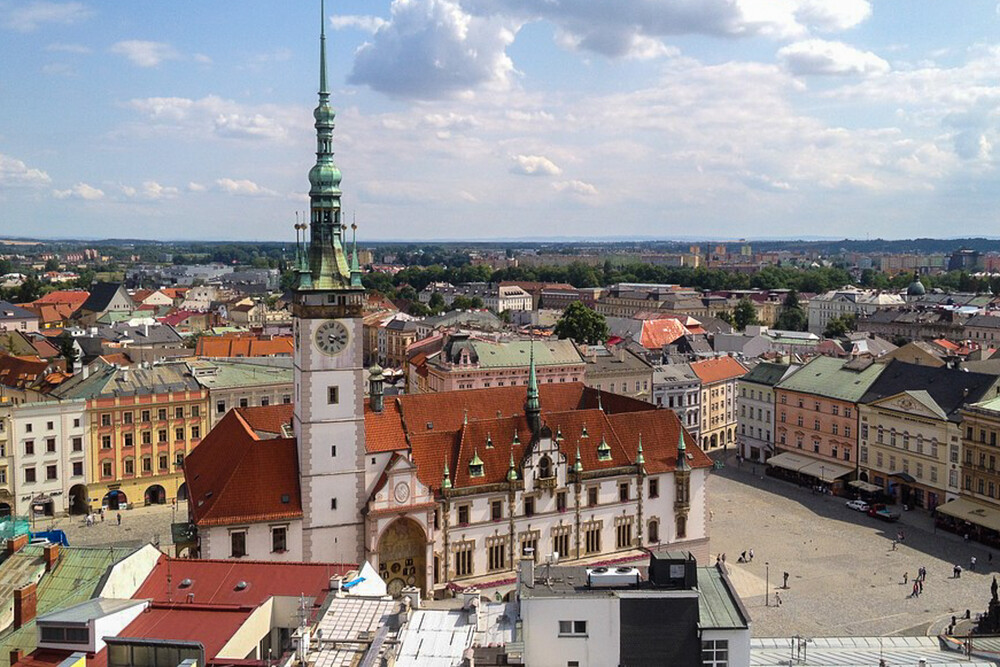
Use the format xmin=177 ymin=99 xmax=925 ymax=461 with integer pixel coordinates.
xmin=846 ymin=499 xmax=870 ymax=512
xmin=868 ymin=503 xmax=901 ymax=522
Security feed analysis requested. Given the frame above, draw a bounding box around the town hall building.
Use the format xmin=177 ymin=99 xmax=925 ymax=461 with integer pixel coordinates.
xmin=181 ymin=4 xmax=713 ymax=596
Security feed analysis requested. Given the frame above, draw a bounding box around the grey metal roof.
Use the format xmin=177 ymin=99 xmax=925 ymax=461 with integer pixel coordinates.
xmin=697 ymin=566 xmax=749 ymax=630
xmin=750 ymin=636 xmax=992 ymax=666
xmin=36 ymin=597 xmax=145 ymax=624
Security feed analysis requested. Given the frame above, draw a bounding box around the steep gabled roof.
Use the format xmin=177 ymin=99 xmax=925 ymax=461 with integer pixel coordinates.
xmin=860 ymin=359 xmax=1000 ymax=420
xmin=183 ymin=409 xmax=302 ymax=526
xmin=690 ymin=356 xmax=747 ymax=384
xmin=76 ymin=282 xmax=132 ymax=314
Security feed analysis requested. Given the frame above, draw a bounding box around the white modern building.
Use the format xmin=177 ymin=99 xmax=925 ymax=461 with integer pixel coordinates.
xmin=11 ymin=399 xmax=88 ymax=517
xmin=807 ymin=288 xmax=904 ymax=335
xmin=653 ymin=363 xmax=702 ymax=442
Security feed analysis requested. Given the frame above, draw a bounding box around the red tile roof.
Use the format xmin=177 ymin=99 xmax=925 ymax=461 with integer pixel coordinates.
xmin=0 ymin=353 xmax=50 ymax=390
xmin=158 ymin=309 xmax=203 ymax=327
xmin=184 ymin=409 xmax=302 ymax=526
xmin=639 ymin=318 xmax=690 ymax=349
xmin=32 ymin=289 xmax=90 ymax=308
xmin=133 ymin=554 xmax=350 ymax=606
xmin=238 ymin=403 xmax=293 ymax=436
xmin=196 ymin=335 xmax=293 ymax=357
xmin=690 ymin=356 xmax=748 ymax=384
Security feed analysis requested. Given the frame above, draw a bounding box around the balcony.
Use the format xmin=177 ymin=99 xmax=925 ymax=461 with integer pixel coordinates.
xmin=535 ymin=476 xmax=556 ymax=491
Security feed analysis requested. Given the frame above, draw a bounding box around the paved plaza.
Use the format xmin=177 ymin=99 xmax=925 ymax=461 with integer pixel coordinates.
xmin=30 ymin=500 xmax=183 ymax=553
xmin=710 ymin=452 xmax=997 ymax=638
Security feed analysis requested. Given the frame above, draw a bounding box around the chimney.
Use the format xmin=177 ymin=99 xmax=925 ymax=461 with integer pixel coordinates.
xmin=6 ymin=533 xmax=28 ymax=556
xmin=9 ymin=650 xmax=23 ymax=666
xmin=43 ymin=543 xmax=60 ymax=572
xmin=13 ymin=582 xmax=37 ymax=629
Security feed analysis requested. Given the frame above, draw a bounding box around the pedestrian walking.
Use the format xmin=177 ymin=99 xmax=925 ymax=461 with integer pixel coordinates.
xmin=85 ymin=513 xmax=93 ymax=527
xmin=903 ymin=572 xmax=908 ymax=584
xmin=912 ymin=581 xmax=919 ymax=597
xmin=775 ymin=591 xmax=782 ymax=606
xmin=749 ymin=548 xmax=755 ymax=562
xmin=919 ymin=579 xmax=923 ymax=594
xmin=965 ymin=533 xmax=971 ymax=543
xmin=783 ymin=571 xmax=790 ymax=588
xmin=972 ymin=556 xmax=978 ymax=571
xmin=955 ymin=564 xmax=963 ymax=578
xmin=116 ymin=512 xmax=122 ymax=526
xmin=740 ymin=551 xmax=747 ymax=563
xmin=892 ymin=539 xmax=898 ymax=551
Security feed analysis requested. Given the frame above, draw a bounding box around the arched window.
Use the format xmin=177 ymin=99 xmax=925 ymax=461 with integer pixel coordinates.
xmin=648 ymin=519 xmax=659 ymax=543
xmin=538 ymin=455 xmax=552 ymax=479
xmin=676 ymin=514 xmax=687 ymax=539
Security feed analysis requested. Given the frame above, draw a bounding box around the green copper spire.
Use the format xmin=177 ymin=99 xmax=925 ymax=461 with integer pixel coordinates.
xmin=469 ymin=449 xmax=484 ymax=478
xmin=507 ymin=452 xmax=518 ymax=482
xmin=636 ymin=434 xmax=645 ymax=465
xmin=301 ymin=0 xmax=352 ymax=293
xmin=442 ymin=462 xmax=452 ymax=490
xmin=676 ymin=429 xmax=691 ymax=471
xmin=597 ymin=434 xmax=611 ymax=461
xmin=525 ymin=341 xmax=541 ymax=435
xmin=573 ymin=444 xmax=583 ymax=473
xmin=350 ymin=218 xmax=362 ymax=288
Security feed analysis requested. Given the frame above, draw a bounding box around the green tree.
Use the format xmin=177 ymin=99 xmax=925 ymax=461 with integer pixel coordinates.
xmin=44 ymin=258 xmax=60 ymax=272
xmin=733 ymin=298 xmax=759 ymax=331
xmin=554 ymin=302 xmax=609 ymax=345
xmin=823 ymin=313 xmax=857 ymax=338
xmin=428 ymin=292 xmax=445 ymax=313
xmin=774 ymin=290 xmax=807 ymax=331
xmin=717 ymin=310 xmax=734 ymax=326
xmin=57 ymin=333 xmax=78 ymax=373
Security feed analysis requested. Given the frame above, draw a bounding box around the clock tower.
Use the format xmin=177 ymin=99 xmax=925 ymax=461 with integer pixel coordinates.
xmin=292 ymin=0 xmax=367 ymax=564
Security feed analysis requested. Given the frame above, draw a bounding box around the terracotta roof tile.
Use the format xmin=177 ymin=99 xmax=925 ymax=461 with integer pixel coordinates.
xmin=184 ymin=410 xmax=302 ymax=526
xmin=238 ymin=403 xmax=294 ymax=436
xmin=196 ymin=335 xmax=293 ymax=357
xmin=32 ymin=290 xmax=90 ymax=308
xmin=690 ymin=356 xmax=748 ymax=384
xmin=639 ymin=318 xmax=690 ymax=349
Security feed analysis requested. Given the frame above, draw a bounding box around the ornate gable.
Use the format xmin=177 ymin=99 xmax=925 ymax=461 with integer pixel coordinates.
xmin=872 ymin=390 xmax=947 ymax=421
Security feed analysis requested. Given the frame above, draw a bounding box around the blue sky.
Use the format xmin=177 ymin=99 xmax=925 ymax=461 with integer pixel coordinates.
xmin=2 ymin=1 xmax=1000 ymax=242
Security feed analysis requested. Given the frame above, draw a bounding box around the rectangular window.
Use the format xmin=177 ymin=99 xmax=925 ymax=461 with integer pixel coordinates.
xmin=328 ymin=386 xmax=339 ymax=404
xmin=331 ymin=498 xmax=337 ymax=510
xmin=588 ymin=487 xmax=599 ymax=506
xmin=175 ymin=452 xmax=185 ymax=467
xmin=217 ymin=400 xmax=226 ymax=414
xmin=46 ymin=438 xmax=55 ymax=453
xmin=616 ymin=518 xmax=633 ymax=549
xmin=101 ymin=413 xmax=111 ymax=427
xmin=141 ymin=431 xmax=151 ymax=445
xmin=283 ymin=394 xmax=292 ymax=404
xmin=123 ymin=433 xmax=133 ymax=448
xmin=142 ymin=456 xmax=152 ymax=472
xmin=487 ymin=538 xmax=506 ymax=571
xmin=239 ymin=398 xmax=249 ymax=408
xmin=101 ymin=435 xmax=111 ymax=449
xmin=25 ymin=423 xmax=31 ymax=433
xmin=458 ymin=504 xmax=470 ymax=525
xmin=553 ymin=529 xmax=570 ymax=560
xmin=491 ymin=499 xmax=503 ymax=521
xmin=175 ymin=427 xmax=184 ymax=441
xmin=191 ymin=425 xmax=200 ymax=439
xmin=24 ymin=467 xmax=36 ymax=483
xmin=157 ymin=408 xmax=167 ymax=421
xmin=192 ymin=405 xmax=200 ymax=417
xmin=46 ymin=464 xmax=57 ymax=480
xmin=585 ymin=524 xmax=601 ymax=554
xmin=524 ymin=497 xmax=534 ymax=517
xmin=619 ymin=482 xmax=629 ymax=502
xmin=231 ymin=531 xmax=247 ymax=558
xmin=556 ymin=491 xmax=567 ymax=512
xmin=649 ymin=478 xmax=659 ymax=498
xmin=124 ymin=459 xmax=134 ymax=475
xmin=559 ymin=620 xmax=588 ymax=637
xmin=158 ymin=429 xmax=167 ymax=443
xmin=141 ymin=410 xmax=150 ymax=422
xmin=175 ymin=407 xmax=184 ymax=419
xmin=123 ymin=412 xmax=133 ymax=425
xmin=102 ymin=461 xmax=112 ymax=477
xmin=159 ymin=454 xmax=168 ymax=470
xmin=272 ymin=525 xmax=287 ymax=552
xmin=702 ymin=639 xmax=729 ymax=667
xmin=455 ymin=541 xmax=474 ymax=577
xmin=73 ymin=418 xmax=80 ymax=428
xmin=261 ymin=396 xmax=270 ymax=406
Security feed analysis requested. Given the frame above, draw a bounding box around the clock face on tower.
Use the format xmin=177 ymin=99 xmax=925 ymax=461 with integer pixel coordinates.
xmin=315 ymin=320 xmax=349 ymax=356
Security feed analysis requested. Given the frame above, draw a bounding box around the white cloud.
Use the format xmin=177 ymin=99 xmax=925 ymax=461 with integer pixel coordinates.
xmin=214 ymin=178 xmax=277 ymax=197
xmin=348 ymin=0 xmax=517 ymax=99
xmin=331 ymin=14 xmax=388 ymax=33
xmin=120 ymin=181 xmax=178 ymax=200
xmin=0 ymin=153 xmax=51 ymax=187
xmin=45 ymin=42 xmax=91 ymax=54
xmin=109 ymin=40 xmax=179 ymax=67
xmin=511 ymin=154 xmax=562 ymax=176
xmin=53 ymin=182 xmax=104 ymax=200
xmin=553 ymin=179 xmax=598 ymax=196
xmin=778 ymin=39 xmax=889 ymax=76
xmin=187 ymin=182 xmax=207 ymax=192
xmin=193 ymin=53 xmax=212 ymax=64
xmin=3 ymin=1 xmax=92 ymax=32
xmin=125 ymin=95 xmax=297 ymax=142
xmin=464 ymin=0 xmax=872 ymax=59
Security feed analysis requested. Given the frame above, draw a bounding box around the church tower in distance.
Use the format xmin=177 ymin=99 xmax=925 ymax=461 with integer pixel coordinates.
xmin=292 ymin=0 xmax=366 ymax=564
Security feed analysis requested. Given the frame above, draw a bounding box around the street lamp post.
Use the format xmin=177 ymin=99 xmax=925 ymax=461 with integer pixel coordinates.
xmin=766 ymin=561 xmax=770 ymax=607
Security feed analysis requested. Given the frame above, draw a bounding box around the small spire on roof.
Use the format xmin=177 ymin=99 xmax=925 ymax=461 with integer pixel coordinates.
xmin=463 ymin=408 xmax=468 ymax=425
xmin=597 ymin=434 xmax=611 ymax=461
xmin=573 ymin=443 xmax=584 ymax=474
xmin=507 ymin=452 xmax=518 ymax=482
xmin=513 ymin=430 xmax=520 ymax=445
xmin=581 ymin=423 xmax=589 ymax=438
xmin=486 ymin=432 xmax=493 ymax=449
xmin=442 ymin=462 xmax=452 ymax=490
xmin=636 ymin=434 xmax=645 ymax=466
xmin=469 ymin=449 xmax=484 ymax=477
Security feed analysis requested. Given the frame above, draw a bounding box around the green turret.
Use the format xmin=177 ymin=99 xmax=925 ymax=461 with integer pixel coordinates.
xmin=676 ymin=429 xmax=691 ymax=471
xmin=525 ymin=341 xmax=541 ymax=436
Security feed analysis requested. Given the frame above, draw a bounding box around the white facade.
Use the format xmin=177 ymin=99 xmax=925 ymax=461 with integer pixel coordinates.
xmin=11 ymin=399 xmax=88 ymax=516
xmin=807 ymin=288 xmax=904 ymax=335
xmin=653 ymin=364 xmax=702 ymax=441
xmin=200 ymin=519 xmax=305 ymax=562
xmin=738 ymin=381 xmax=775 ymax=463
xmin=486 ymin=285 xmax=533 ymax=313
xmin=293 ymin=311 xmax=367 ymax=564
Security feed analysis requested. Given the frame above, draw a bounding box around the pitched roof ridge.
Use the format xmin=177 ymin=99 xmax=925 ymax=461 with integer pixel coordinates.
xmin=197 ymin=411 xmax=259 ymax=523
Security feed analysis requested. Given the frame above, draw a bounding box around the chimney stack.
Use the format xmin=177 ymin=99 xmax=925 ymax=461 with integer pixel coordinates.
xmin=6 ymin=534 xmax=28 ymax=556
xmin=13 ymin=582 xmax=37 ymax=629
xmin=43 ymin=543 xmax=60 ymax=572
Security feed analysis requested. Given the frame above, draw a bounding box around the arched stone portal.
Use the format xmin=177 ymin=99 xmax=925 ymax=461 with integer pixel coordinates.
xmin=377 ymin=518 xmax=427 ymax=597
xmin=144 ymin=484 xmax=166 ymax=505
xmin=68 ymin=484 xmax=89 ymax=515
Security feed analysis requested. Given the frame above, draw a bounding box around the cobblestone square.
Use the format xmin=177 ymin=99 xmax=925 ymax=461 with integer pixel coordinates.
xmin=710 ymin=454 xmax=996 ymax=637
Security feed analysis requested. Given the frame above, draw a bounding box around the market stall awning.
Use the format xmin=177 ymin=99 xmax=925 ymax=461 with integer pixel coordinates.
xmin=937 ymin=498 xmax=1000 ymax=533
xmin=849 ymin=480 xmax=882 ymax=493
xmin=888 ymin=471 xmax=917 ymax=483
xmin=799 ymin=460 xmax=853 ymax=483
xmin=766 ymin=451 xmax=814 ymax=473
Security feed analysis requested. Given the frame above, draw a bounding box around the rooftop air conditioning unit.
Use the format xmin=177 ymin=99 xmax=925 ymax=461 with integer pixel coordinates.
xmin=586 ymin=566 xmax=640 ymax=588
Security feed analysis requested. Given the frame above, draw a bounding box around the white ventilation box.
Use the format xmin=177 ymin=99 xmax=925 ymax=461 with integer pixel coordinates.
xmin=586 ymin=566 xmax=640 ymax=588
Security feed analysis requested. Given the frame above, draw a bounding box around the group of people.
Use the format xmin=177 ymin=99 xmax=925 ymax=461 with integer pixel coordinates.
xmin=738 ymin=548 xmax=755 ymax=563
xmin=906 ymin=566 xmax=928 ymax=597
xmin=84 ymin=508 xmax=122 ymax=527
